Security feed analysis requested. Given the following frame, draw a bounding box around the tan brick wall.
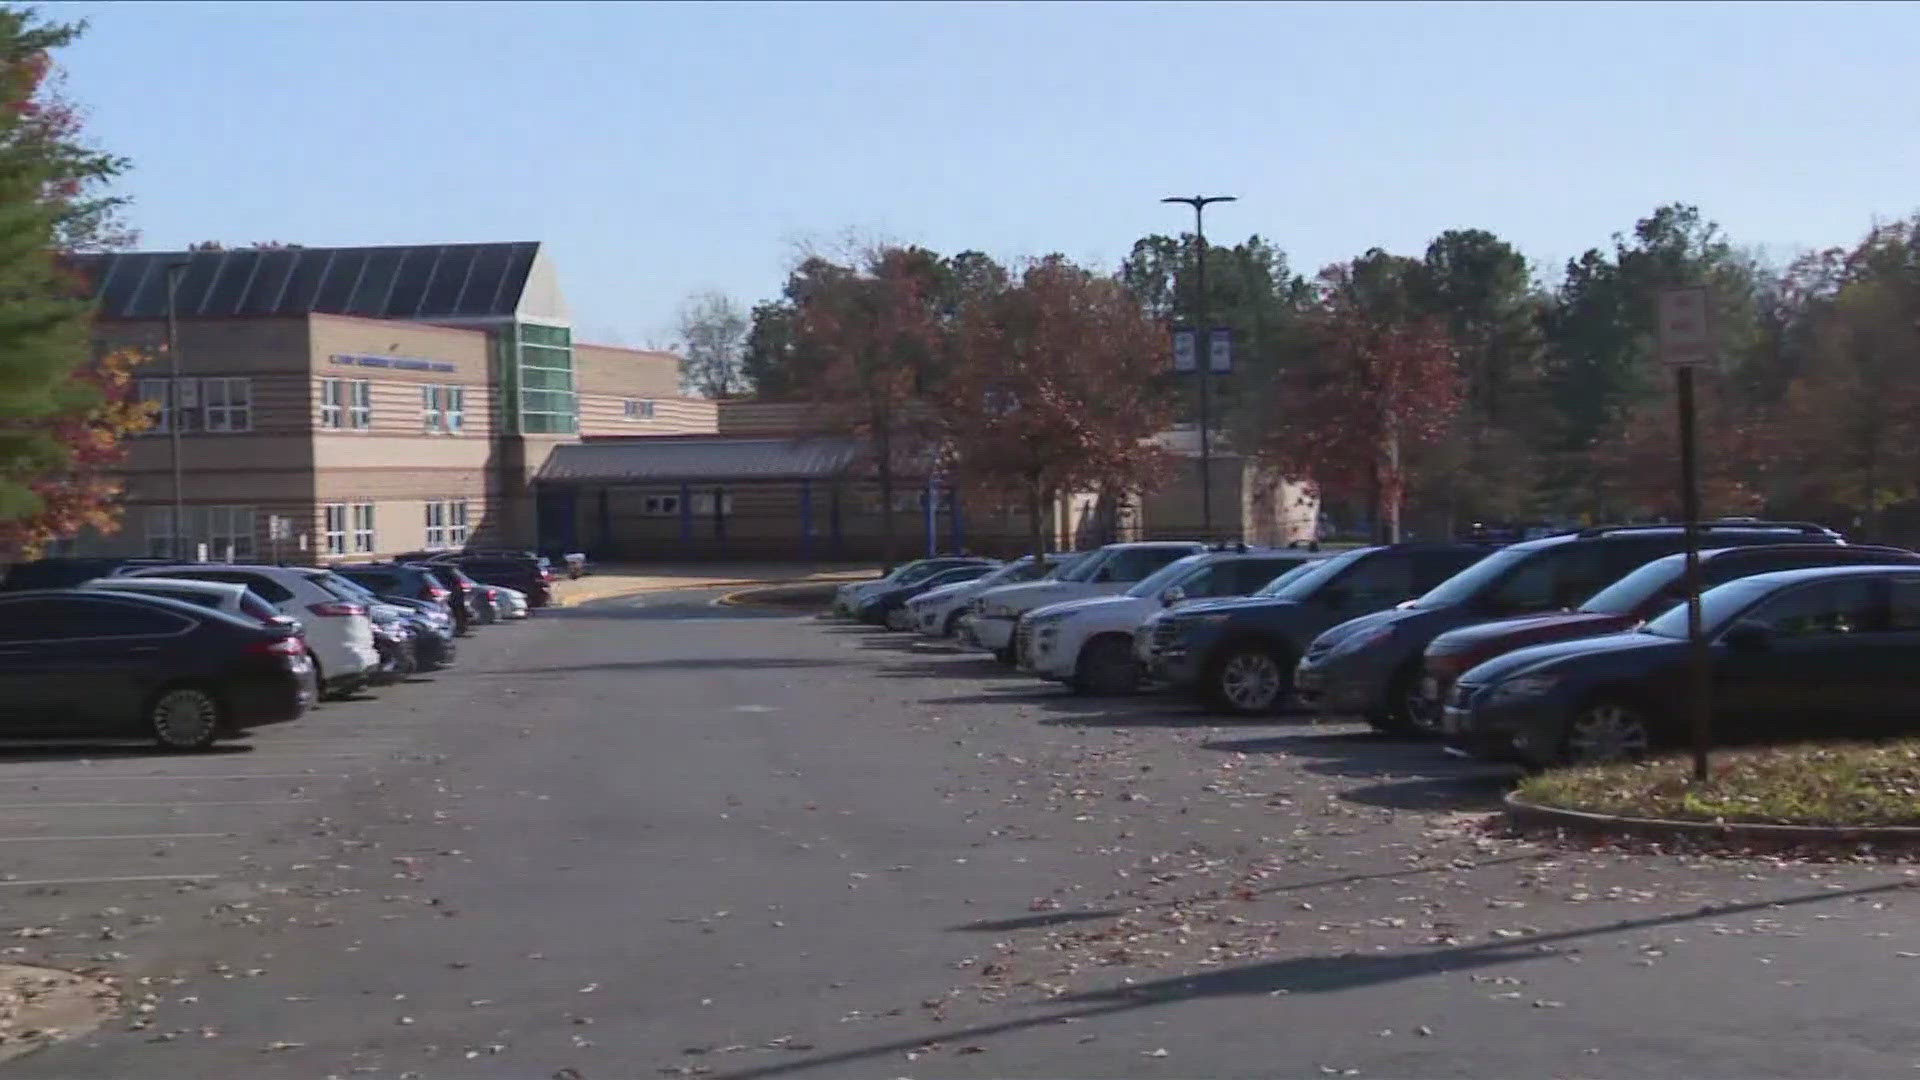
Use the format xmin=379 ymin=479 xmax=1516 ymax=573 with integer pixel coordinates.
xmin=715 ymin=401 xmax=819 ymax=436
xmin=574 ymin=342 xmax=680 ymax=399
xmin=577 ymin=393 xmax=716 ymax=436
xmin=308 ymin=313 xmax=492 ymax=383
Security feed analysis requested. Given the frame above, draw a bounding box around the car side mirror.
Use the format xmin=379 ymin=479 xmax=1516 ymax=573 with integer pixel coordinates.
xmin=1161 ymin=586 xmax=1186 ymax=607
xmin=1723 ymin=621 xmax=1772 ymax=652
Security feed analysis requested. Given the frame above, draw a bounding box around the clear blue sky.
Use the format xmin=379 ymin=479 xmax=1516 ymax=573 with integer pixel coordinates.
xmin=47 ymin=0 xmax=1920 ymax=347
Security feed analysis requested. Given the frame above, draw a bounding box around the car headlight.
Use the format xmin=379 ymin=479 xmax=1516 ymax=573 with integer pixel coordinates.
xmin=981 ymin=602 xmax=1014 ymax=619
xmin=1485 ymin=673 xmax=1562 ymax=704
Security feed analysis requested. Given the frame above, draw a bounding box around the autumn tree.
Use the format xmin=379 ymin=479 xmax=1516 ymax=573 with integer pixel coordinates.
xmin=793 ymin=245 xmax=947 ymax=569
xmin=939 ymin=257 xmax=1173 ymax=562
xmin=0 ymin=10 xmax=133 ymax=535
xmin=674 ymin=289 xmax=750 ymax=398
xmin=1255 ymin=262 xmax=1464 ymax=542
xmin=0 ymin=346 xmax=151 ymax=557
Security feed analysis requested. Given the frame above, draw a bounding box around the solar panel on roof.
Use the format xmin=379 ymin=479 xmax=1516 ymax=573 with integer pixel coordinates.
xmin=69 ymin=242 xmax=542 ymax=321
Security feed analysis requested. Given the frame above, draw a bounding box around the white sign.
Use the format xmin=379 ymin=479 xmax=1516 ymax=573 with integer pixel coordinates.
xmin=268 ymin=514 xmax=291 ymax=541
xmin=1171 ymin=329 xmax=1197 ymax=373
xmin=1657 ymin=287 xmax=1713 ymax=367
xmin=1208 ymin=328 xmax=1232 ymax=373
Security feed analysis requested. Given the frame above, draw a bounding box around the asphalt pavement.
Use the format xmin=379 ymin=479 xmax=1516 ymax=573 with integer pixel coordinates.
xmin=6 ymin=589 xmax=1920 ymax=1078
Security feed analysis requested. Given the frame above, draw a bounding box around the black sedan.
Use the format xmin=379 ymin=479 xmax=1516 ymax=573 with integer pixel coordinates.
xmin=857 ymin=563 xmax=998 ymax=626
xmin=1445 ymin=565 xmax=1920 ymax=767
xmin=0 ymin=589 xmax=312 ymax=750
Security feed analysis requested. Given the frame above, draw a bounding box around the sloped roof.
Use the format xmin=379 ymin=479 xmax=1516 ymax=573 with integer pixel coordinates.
xmin=70 ymin=242 xmax=542 ymax=321
xmin=537 ymin=437 xmax=865 ymax=485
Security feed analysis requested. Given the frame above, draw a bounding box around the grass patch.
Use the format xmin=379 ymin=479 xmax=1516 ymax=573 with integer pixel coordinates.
xmin=1515 ymin=742 xmax=1920 ymax=828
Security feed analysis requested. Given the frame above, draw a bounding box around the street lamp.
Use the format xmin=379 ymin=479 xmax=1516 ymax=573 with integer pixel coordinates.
xmin=1161 ymin=195 xmax=1235 ymax=538
xmin=165 ymin=260 xmax=188 ymax=559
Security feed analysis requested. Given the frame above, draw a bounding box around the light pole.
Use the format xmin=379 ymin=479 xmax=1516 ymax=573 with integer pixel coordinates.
xmin=165 ymin=261 xmax=187 ymax=559
xmin=1162 ymin=194 xmax=1235 ymax=539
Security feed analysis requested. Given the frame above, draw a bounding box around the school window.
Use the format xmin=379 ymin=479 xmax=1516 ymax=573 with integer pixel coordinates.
xmin=351 ymin=503 xmax=376 ymax=553
xmin=624 ymin=399 xmax=656 ymax=420
xmin=425 ymin=500 xmax=470 ymax=549
xmin=347 ymin=379 xmax=372 ymax=429
xmin=321 ymin=503 xmax=348 ymax=555
xmin=422 ymin=385 xmax=466 ymax=434
xmin=146 ymin=505 xmax=256 ymax=560
xmin=138 ymin=378 xmax=200 ymax=434
xmin=320 ymin=379 xmax=344 ymax=429
xmin=202 ymin=377 xmax=252 ymax=433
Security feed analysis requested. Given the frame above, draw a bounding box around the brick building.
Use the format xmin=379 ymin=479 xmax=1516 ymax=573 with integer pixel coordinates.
xmin=67 ymin=242 xmax=713 ymax=561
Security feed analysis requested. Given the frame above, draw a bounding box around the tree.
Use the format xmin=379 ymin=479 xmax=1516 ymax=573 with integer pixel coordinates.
xmin=674 ymin=289 xmax=750 ymax=398
xmin=793 ymin=246 xmax=947 ymax=569
xmin=941 ymin=257 xmax=1174 ymax=561
xmin=0 ymin=10 xmax=132 ymax=529
xmin=1254 ymin=262 xmax=1465 ymax=542
xmin=0 ymin=346 xmax=152 ymax=557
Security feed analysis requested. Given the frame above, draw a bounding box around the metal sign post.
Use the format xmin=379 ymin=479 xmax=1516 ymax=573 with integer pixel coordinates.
xmin=1658 ymin=286 xmax=1714 ymax=782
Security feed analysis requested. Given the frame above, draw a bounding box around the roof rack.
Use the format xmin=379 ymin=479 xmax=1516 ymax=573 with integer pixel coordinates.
xmin=1573 ymin=520 xmax=1838 ymax=539
xmin=1207 ymin=540 xmax=1250 ymax=554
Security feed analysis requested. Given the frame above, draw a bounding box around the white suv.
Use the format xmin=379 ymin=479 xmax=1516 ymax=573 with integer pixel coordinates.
xmin=125 ymin=565 xmax=380 ymax=698
xmin=964 ymin=542 xmax=1204 ymax=663
xmin=909 ymin=554 xmax=1083 ymax=637
xmin=1018 ymin=549 xmax=1314 ymax=694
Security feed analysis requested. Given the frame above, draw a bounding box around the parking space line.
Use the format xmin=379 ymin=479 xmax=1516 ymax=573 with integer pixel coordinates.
xmin=0 ymin=874 xmax=221 ymax=886
xmin=0 ymin=795 xmax=312 ymax=803
xmin=0 ymin=833 xmax=229 ymax=842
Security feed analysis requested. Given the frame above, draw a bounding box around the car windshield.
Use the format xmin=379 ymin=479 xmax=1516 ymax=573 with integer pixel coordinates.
xmin=1055 ymin=549 xmax=1109 ymax=583
xmin=239 ymin=592 xmax=281 ymax=623
xmin=1036 ymin=552 xmax=1089 ymax=580
xmin=1408 ymin=546 xmax=1532 ymax=609
xmin=1252 ymin=558 xmax=1325 ymax=596
xmin=1260 ymin=547 xmax=1373 ymax=599
xmin=892 ymin=562 xmax=950 ymax=586
xmin=1642 ymin=577 xmax=1775 ymax=638
xmin=313 ymin=572 xmax=376 ymax=603
xmin=1580 ymin=555 xmax=1684 ymax=616
xmin=1125 ymin=554 xmax=1209 ymax=599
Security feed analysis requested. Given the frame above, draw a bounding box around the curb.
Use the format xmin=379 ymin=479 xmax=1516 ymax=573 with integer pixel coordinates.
xmin=715 ymin=582 xmax=841 ymax=609
xmin=1503 ymin=791 xmax=1920 ymax=844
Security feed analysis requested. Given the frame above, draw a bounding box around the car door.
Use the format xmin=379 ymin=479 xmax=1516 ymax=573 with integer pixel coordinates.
xmin=1869 ymin=576 xmax=1920 ymax=734
xmin=1322 ymin=550 xmax=1417 ymax=621
xmin=1713 ymin=577 xmax=1887 ymax=744
xmin=0 ymin=598 xmax=78 ymax=729
xmin=0 ymin=596 xmax=192 ymax=734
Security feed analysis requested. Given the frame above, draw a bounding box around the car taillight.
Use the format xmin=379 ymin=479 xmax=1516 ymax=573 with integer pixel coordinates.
xmin=540 ymin=570 xmax=555 ymax=583
xmin=426 ymin=585 xmax=451 ymax=601
xmin=485 ymin=588 xmax=498 ymax=600
xmin=308 ymin=601 xmax=366 ymax=618
xmin=248 ymin=637 xmax=306 ymax=656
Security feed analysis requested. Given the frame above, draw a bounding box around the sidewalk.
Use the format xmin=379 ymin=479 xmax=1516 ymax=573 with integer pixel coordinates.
xmin=548 ymin=563 xmax=881 ymax=607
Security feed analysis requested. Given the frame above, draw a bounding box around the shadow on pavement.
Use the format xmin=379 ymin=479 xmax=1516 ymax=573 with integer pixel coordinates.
xmin=713 ymin=879 xmax=1916 ymax=1080
xmin=0 ymin=741 xmax=260 ymax=763
xmin=1202 ymin=729 xmax=1520 ymax=812
xmin=478 ymin=657 xmax=851 ymax=677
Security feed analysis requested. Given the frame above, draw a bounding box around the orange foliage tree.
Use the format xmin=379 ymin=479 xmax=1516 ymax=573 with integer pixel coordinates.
xmin=0 ymin=347 xmax=153 ymax=558
xmin=938 ymin=257 xmax=1174 ymax=561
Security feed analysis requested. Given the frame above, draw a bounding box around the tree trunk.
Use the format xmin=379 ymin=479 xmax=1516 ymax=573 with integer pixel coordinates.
xmin=1027 ymin=476 xmax=1046 ymax=567
xmin=1383 ymin=426 xmax=1403 ymax=543
xmin=877 ymin=422 xmax=896 ymax=572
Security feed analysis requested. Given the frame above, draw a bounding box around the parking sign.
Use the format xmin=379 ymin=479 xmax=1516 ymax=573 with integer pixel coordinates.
xmin=1657 ymin=287 xmax=1713 ymax=367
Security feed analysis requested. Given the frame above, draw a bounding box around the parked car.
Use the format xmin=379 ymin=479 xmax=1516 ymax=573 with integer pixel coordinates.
xmin=315 ymin=571 xmax=457 ymax=672
xmin=493 ymin=586 xmax=531 ymax=620
xmin=1018 ymin=548 xmax=1318 ymax=695
xmin=123 ymin=564 xmax=380 ymax=699
xmin=0 ymin=589 xmax=311 ymax=749
xmin=919 ymin=553 xmax=1091 ymax=638
xmin=1294 ymin=521 xmax=1846 ymax=734
xmin=1419 ymin=542 xmax=1920 ymax=720
xmin=964 ymin=542 xmax=1207 ymax=664
xmin=1139 ymin=543 xmax=1496 ymax=715
xmin=833 ymin=558 xmax=998 ymax=617
xmin=407 ymin=562 xmax=494 ymax=632
xmin=332 ymin=563 xmax=458 ymax=611
xmin=83 ymin=576 xmax=295 ymax=630
xmin=1443 ymin=564 xmax=1920 ymax=767
xmin=443 ymin=553 xmax=553 ymax=608
xmin=1 ymin=557 xmax=174 ymax=591
xmin=860 ymin=563 xmax=999 ymax=627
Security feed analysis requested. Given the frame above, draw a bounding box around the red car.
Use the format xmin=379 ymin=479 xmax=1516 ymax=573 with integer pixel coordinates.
xmin=1418 ymin=542 xmax=1920 ymax=720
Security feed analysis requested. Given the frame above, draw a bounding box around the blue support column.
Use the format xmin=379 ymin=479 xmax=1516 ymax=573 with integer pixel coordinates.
xmin=829 ymin=484 xmax=843 ymax=558
xmin=924 ymin=475 xmax=938 ymax=558
xmin=713 ymin=486 xmax=726 ymax=550
xmin=950 ymin=486 xmax=964 ymax=553
xmin=596 ymin=489 xmax=611 ymax=553
xmin=679 ymin=481 xmax=693 ymax=555
xmin=799 ymin=480 xmax=814 ymax=561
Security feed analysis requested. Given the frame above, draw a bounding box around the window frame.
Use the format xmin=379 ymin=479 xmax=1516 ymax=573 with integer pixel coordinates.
xmin=319 ymin=378 xmax=345 ymax=429
xmin=201 ymin=376 xmax=252 ymax=433
xmin=347 ymin=379 xmax=372 ymax=430
xmin=321 ymin=503 xmax=348 ymax=556
xmin=351 ymin=503 xmax=375 ymax=554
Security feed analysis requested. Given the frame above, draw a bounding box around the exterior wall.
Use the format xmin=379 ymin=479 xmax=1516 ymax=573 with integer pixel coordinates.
xmin=573 ymin=343 xmax=681 ymax=399
xmin=715 ymin=401 xmax=816 ymax=436
xmin=577 ymin=393 xmax=716 ymax=437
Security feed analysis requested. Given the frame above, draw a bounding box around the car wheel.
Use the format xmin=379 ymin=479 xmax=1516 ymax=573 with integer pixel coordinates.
xmin=993 ymin=646 xmax=1017 ymax=666
xmin=1208 ymin=646 xmax=1288 ymax=715
xmin=1072 ymin=636 xmax=1140 ymax=696
xmin=147 ymin=685 xmax=223 ymax=751
xmin=1565 ymin=700 xmax=1652 ymax=764
xmin=942 ymin=610 xmax=964 ymax=637
xmin=1365 ymin=666 xmax=1423 ymax=736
